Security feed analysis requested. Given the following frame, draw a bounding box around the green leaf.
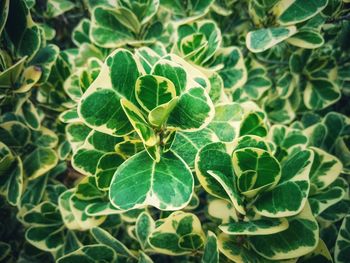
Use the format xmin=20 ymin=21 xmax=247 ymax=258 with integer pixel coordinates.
xmin=121 ymin=99 xmax=156 ymax=146
xmin=220 ymin=217 xmax=289 ymax=236
xmin=39 ymin=23 xmax=56 ymax=40
xmin=264 ymin=97 xmax=299 ymax=124
xmin=72 ymin=18 xmax=91 ymax=46
xmin=0 ymin=141 xmax=14 ymax=172
xmin=208 ymin=72 xmax=224 ymax=104
xmin=95 ymin=152 xmax=125 ymax=191
xmin=215 ymin=47 xmax=247 ymax=91
xmin=243 ymin=67 xmax=271 ymax=100
xmin=309 ymin=147 xmax=343 ymax=191
xmin=5 ymin=0 xmax=41 ymax=59
xmin=78 ymin=48 xmax=141 ymax=136
xmin=56 ymin=231 xmax=82 ymax=260
xmin=26 ymin=224 xmax=65 ymax=252
xmin=218 ymin=233 xmax=270 ymax=263
xmin=23 ymin=147 xmax=58 ymax=180
xmin=119 ymin=0 xmax=159 ymax=25
xmin=69 ymin=194 xmax=106 ymax=230
xmin=148 ymin=211 xmax=205 ymax=255
xmin=136 ymin=212 xmax=155 ymax=250
xmin=298 ymin=239 xmax=332 ymax=263
xmin=85 ymin=200 xmax=122 ymax=217
xmin=171 ymin=128 xmax=219 ymax=169
xmin=121 ymin=98 xmax=160 ymax=161
xmin=233 ymin=135 xmax=275 ymax=153
xmin=207 ymin=199 xmax=238 ymax=224
xmin=335 ymin=215 xmax=350 ymax=263
xmin=246 ymin=26 xmax=297 ymax=53
xmin=109 ymin=150 xmax=193 ymax=210
xmin=253 ymin=149 xmax=313 ymax=217
xmin=24 ymin=202 xmax=65 ymax=251
xmin=57 ymin=244 xmax=116 ymax=263
xmin=276 ymin=72 xmax=295 ymax=99
xmin=114 ymin=138 xmax=144 ymax=159
xmin=135 ymin=75 xmax=177 ymax=112
xmin=240 ymin=112 xmax=268 ymax=137
xmin=207 ymin=103 xmax=242 ymax=142
xmin=0 ymin=0 xmax=9 ymax=36
xmin=274 ymin=0 xmax=328 ymax=25
xmin=268 ymin=125 xmax=308 ymax=154
xmin=0 ymin=121 xmax=30 ymax=147
xmin=177 ymin=20 xmax=221 ymax=65
xmin=232 ymin=147 xmax=281 ymax=198
xmin=20 ymin=100 xmax=40 ymax=130
xmin=286 ymin=29 xmax=324 ymax=49
xmin=28 ymin=44 xmax=60 ymax=84
xmin=21 ymin=172 xmax=49 ymax=206
xmin=195 ymin=142 xmax=245 ymax=215
xmin=0 ymin=155 xmax=23 ymax=206
xmin=161 ymin=53 xmax=211 ymax=91
xmin=135 ymin=46 xmax=163 ymax=74
xmin=58 ymin=190 xmax=82 ymax=230
xmin=72 ymin=130 xmax=122 ymax=175
xmin=90 ymin=6 xmax=134 ymax=48
xmin=138 ymin=251 xmax=154 ymax=263
xmin=45 ymin=0 xmax=75 ymax=18
xmin=75 ymin=176 xmax=104 ymax=201
xmin=304 ymin=78 xmax=340 ymax=110
xmin=14 ymin=64 xmax=42 ymax=92
xmin=249 ymin=202 xmax=319 ymax=260
xmin=0 ymin=56 xmax=26 ymax=89
xmin=207 ymin=169 xmax=246 ymax=213
xmin=59 ymin=108 xmax=80 ymax=124
xmin=31 ymin=126 xmax=59 ymax=148
xmin=309 ymin=186 xmax=345 ymax=216
xmin=66 ymin=123 xmax=91 ymax=153
xmin=23 ymin=201 xmax=62 ymax=226
xmin=161 ymin=0 xmax=214 ymax=21
xmin=90 ymin=227 xmax=136 ymax=260
xmin=148 ymin=97 xmax=178 ymax=127
xmin=167 ymin=87 xmax=215 ymax=131
xmin=201 ymin=231 xmax=219 ymax=263
xmin=151 ymin=58 xmax=187 ymax=95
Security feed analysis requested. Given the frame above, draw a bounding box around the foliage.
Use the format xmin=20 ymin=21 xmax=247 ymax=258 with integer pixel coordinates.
xmin=0 ymin=0 xmax=350 ymax=262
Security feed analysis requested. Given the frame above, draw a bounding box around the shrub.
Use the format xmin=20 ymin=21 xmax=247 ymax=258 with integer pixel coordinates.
xmin=0 ymin=0 xmax=350 ymax=262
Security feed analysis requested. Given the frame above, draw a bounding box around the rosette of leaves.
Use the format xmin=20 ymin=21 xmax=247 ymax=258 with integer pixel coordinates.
xmin=195 ymin=121 xmax=321 ymax=260
xmin=299 ymin=112 xmax=350 ymax=174
xmin=60 ymin=58 xmax=102 ymax=123
xmin=19 ymin=178 xmax=102 ymax=260
xmin=55 ymin=210 xmax=218 ymax=262
xmin=147 ymin=211 xmax=206 ymax=255
xmin=307 ymin=147 xmax=346 ymax=220
xmin=231 ymin=57 xmax=272 ymax=104
xmin=173 ymin=19 xmax=248 ymax=93
xmin=74 ymin=47 xmax=215 ymax=212
xmin=267 ymin=125 xmax=349 ymax=226
xmin=0 ymin=0 xmax=60 ymax=99
xmin=87 ymin=0 xmax=162 ymax=48
xmin=0 ymin=112 xmax=59 ymax=207
xmin=71 ymin=17 xmax=111 ymax=69
xmin=262 ymin=47 xmax=341 ymax=125
xmin=35 ymin=49 xmax=77 ymax=112
xmin=246 ymin=0 xmax=328 ymax=53
xmin=289 ymin=48 xmax=341 ymax=111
